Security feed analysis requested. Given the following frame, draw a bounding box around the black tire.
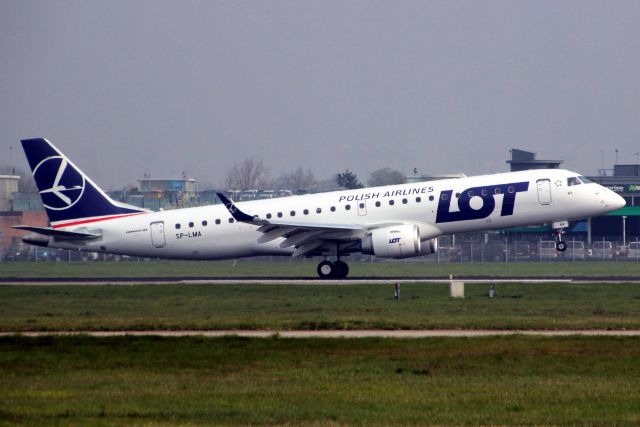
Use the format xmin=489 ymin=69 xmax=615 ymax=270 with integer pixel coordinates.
xmin=317 ymin=260 xmax=335 ymax=279
xmin=556 ymin=241 xmax=567 ymax=252
xmin=335 ymin=260 xmax=349 ymax=278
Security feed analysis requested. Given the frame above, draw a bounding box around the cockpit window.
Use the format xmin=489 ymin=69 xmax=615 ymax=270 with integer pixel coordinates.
xmin=567 ymin=177 xmax=581 ymax=186
xmin=578 ymin=175 xmax=593 ymax=184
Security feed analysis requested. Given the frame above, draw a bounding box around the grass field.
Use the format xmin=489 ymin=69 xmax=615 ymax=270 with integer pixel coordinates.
xmin=1 ymin=335 xmax=639 ymax=425
xmin=3 ymin=264 xmax=640 ymax=425
xmin=3 ymin=282 xmax=640 ymax=331
xmin=1 ymin=259 xmax=640 ymax=278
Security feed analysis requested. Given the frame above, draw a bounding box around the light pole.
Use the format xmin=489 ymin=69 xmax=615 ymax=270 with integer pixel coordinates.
xmin=622 ymin=216 xmax=627 ymax=247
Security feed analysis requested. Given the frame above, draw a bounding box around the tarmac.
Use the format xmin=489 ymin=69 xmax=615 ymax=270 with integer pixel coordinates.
xmin=3 ymin=276 xmax=640 ymax=285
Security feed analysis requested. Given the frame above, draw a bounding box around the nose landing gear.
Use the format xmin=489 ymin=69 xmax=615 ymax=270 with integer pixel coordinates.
xmin=317 ymin=259 xmax=349 ymax=279
xmin=552 ymin=220 xmax=569 ymax=252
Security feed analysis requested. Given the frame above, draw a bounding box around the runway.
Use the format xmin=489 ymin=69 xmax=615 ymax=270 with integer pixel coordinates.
xmin=2 ymin=276 xmax=640 ymax=285
xmin=2 ymin=329 xmax=640 ymax=337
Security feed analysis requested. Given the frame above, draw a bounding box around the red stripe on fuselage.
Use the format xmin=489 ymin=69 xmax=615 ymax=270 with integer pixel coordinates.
xmin=52 ymin=212 xmax=147 ymax=229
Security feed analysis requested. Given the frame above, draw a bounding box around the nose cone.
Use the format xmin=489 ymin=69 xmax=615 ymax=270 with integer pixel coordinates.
xmin=608 ymin=191 xmax=626 ymax=210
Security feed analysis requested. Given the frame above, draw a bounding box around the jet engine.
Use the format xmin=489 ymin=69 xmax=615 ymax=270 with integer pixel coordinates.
xmin=418 ymin=237 xmax=438 ymax=256
xmin=361 ymin=224 xmax=421 ymax=259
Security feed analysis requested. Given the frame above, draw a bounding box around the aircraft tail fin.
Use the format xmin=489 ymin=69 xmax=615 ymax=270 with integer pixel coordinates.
xmin=21 ymin=138 xmax=147 ymax=228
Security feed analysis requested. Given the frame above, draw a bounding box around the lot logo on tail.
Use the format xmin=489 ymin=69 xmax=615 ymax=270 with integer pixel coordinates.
xmin=436 ymin=182 xmax=529 ymax=223
xmin=33 ymin=156 xmax=86 ymax=210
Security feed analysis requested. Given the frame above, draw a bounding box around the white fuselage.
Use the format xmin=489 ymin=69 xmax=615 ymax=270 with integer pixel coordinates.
xmin=48 ymin=169 xmax=624 ymax=259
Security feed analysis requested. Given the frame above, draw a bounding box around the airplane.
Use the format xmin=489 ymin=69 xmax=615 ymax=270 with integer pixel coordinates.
xmin=14 ymin=138 xmax=625 ymax=278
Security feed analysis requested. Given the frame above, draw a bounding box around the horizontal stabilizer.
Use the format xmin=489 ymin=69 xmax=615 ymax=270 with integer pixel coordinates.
xmin=12 ymin=225 xmax=101 ymax=239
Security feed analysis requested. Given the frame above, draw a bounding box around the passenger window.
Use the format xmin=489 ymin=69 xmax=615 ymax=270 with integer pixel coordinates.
xmin=455 ymin=193 xmax=460 ymax=198
xmin=481 ymin=189 xmax=488 ymax=196
xmin=215 ymin=219 xmax=221 ymax=225
xmin=188 ymin=222 xmax=194 ymax=228
xmin=330 ymin=206 xmax=336 ymax=212
xmin=316 ymin=208 xmax=322 ymax=213
xmin=202 ymin=220 xmax=207 ymax=226
xmin=375 ymin=201 xmax=381 ymax=207
xmin=228 ymin=218 xmax=234 ymax=223
xmin=359 ymin=203 xmax=365 ymax=209
xmin=290 ymin=211 xmax=296 ymax=216
xmin=303 ymin=209 xmax=309 ymax=215
xmin=345 ymin=205 xmax=351 ymax=210
xmin=508 ymin=186 xmax=514 ymax=194
xmin=441 ymin=194 xmax=448 ymax=201
xmin=266 ymin=213 xmax=272 ymax=219
xmin=277 ymin=212 xmax=283 ymax=218
xmin=175 ymin=224 xmax=181 ymax=229
xmin=402 ymin=198 xmax=407 ymax=204
xmin=468 ymin=191 xmax=474 ymax=197
xmin=389 ymin=200 xmax=395 ymax=206
xmin=416 ymin=197 xmax=421 ymax=203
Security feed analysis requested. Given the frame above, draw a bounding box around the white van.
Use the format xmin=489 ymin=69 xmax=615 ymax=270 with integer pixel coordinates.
xmin=538 ymin=241 xmax=558 ymax=259
xmin=591 ymin=241 xmax=614 ymax=259
xmin=564 ymin=241 xmax=586 ymax=260
xmin=628 ymin=242 xmax=640 ymax=260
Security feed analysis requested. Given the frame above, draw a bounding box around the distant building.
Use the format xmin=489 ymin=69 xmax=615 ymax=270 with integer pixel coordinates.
xmin=111 ymin=177 xmax=200 ymax=211
xmin=507 ymin=148 xmax=563 ymax=172
xmin=0 ymin=175 xmax=19 ymax=211
xmin=0 ymin=175 xmax=44 ymax=255
xmin=137 ymin=178 xmax=196 ymax=193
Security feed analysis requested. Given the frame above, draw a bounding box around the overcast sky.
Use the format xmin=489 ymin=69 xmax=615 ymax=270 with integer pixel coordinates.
xmin=1 ymin=0 xmax=639 ymax=189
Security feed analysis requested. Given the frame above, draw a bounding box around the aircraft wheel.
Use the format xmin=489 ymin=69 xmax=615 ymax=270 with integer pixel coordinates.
xmin=556 ymin=241 xmax=567 ymax=252
xmin=317 ymin=260 xmax=335 ymax=279
xmin=335 ymin=260 xmax=349 ymax=278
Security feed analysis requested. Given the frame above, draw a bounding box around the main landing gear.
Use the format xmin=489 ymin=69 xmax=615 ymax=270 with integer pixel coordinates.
xmin=317 ymin=259 xmax=349 ymax=279
xmin=552 ymin=220 xmax=569 ymax=252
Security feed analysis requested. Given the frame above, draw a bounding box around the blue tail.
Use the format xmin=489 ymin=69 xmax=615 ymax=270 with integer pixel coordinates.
xmin=21 ymin=138 xmax=146 ymax=226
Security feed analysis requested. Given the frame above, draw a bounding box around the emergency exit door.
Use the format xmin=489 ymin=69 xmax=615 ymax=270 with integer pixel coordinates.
xmin=357 ymin=200 xmax=367 ymax=216
xmin=536 ymin=179 xmax=552 ymax=205
xmin=150 ymin=221 xmax=166 ymax=248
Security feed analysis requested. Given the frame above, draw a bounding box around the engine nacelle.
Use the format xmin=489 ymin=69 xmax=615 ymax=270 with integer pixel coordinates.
xmin=361 ymin=224 xmax=421 ymax=259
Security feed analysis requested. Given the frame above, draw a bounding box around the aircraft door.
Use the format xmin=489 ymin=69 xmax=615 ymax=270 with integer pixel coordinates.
xmin=150 ymin=221 xmax=166 ymax=248
xmin=357 ymin=201 xmax=367 ymax=216
xmin=536 ymin=179 xmax=552 ymax=205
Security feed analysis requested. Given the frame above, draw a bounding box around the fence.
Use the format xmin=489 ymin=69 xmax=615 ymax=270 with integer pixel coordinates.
xmin=2 ymin=236 xmax=640 ymax=263
xmin=433 ymin=236 xmax=640 ymax=263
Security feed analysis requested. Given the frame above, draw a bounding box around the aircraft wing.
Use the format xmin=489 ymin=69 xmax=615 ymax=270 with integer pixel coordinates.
xmin=216 ymin=192 xmax=401 ymax=257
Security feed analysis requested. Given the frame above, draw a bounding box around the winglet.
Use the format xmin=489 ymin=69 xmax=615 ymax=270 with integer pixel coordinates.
xmin=216 ymin=192 xmax=260 ymax=223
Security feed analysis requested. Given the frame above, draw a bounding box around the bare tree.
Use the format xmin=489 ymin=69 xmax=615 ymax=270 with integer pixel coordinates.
xmin=224 ymin=158 xmax=270 ymax=190
xmin=275 ymin=167 xmax=317 ymax=192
